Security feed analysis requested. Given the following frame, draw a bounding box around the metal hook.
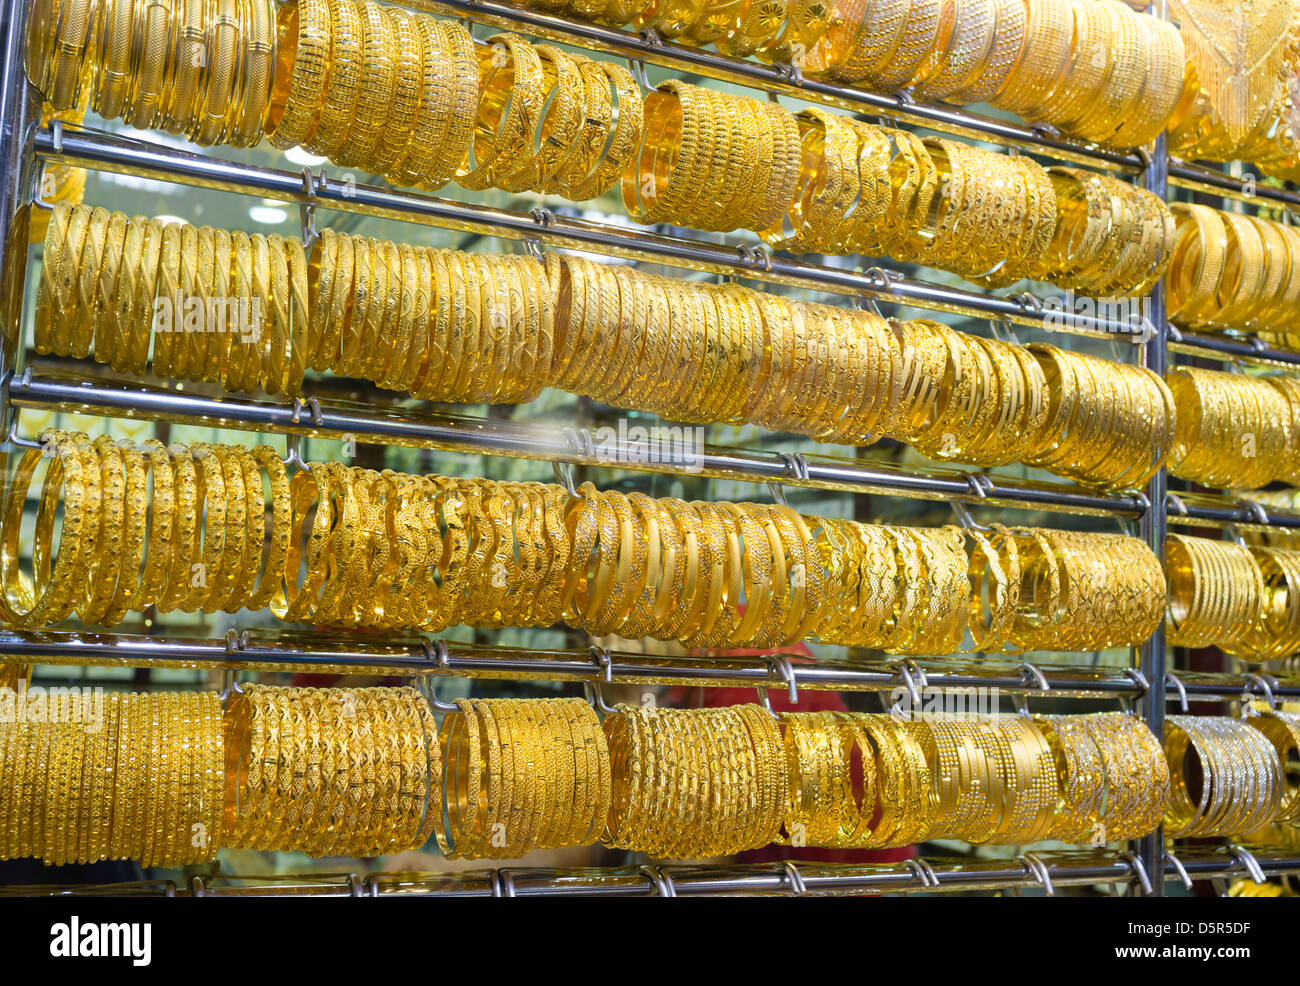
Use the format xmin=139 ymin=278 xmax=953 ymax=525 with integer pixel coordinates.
xmin=6 ymin=415 xmax=46 ymax=452
xmin=1165 ymin=670 xmax=1189 ymax=713
xmin=529 ymin=205 xmax=556 ymax=228
xmin=298 ymin=167 xmax=323 ymax=252
xmin=778 ymin=451 xmax=810 ymax=483
xmin=1018 ymin=853 xmax=1055 ymax=896
xmin=1121 ymin=668 xmax=1149 ymax=716
xmin=189 ymin=875 xmax=207 ymax=897
xmin=552 ymin=460 xmax=578 ymax=497
xmin=1228 ymin=845 xmax=1268 ymax=885
xmin=347 ymin=874 xmax=364 ymax=897
xmin=582 ymin=678 xmax=619 ymax=716
xmin=589 ymin=645 xmax=613 ymax=683
xmin=766 ymin=481 xmax=788 ymax=507
xmin=1120 ymin=851 xmax=1154 ymax=896
xmin=762 ymin=653 xmax=798 ymax=705
xmin=948 ymin=499 xmax=990 ymax=533
xmin=737 ymin=243 xmax=773 ymax=272
xmin=779 ymin=860 xmax=807 ymax=895
xmin=904 ymin=857 xmax=940 ymax=888
xmin=863 ymin=265 xmax=897 ymax=295
xmin=756 ymin=684 xmax=777 ymax=718
xmin=640 ymin=864 xmax=676 ymax=897
xmin=627 ymin=56 xmax=654 ymax=94
xmin=1242 ymin=671 xmax=1278 ymax=711
xmin=1015 ymin=662 xmax=1048 ymax=716
xmin=1163 ymin=848 xmax=1194 ymax=890
xmin=419 ymin=639 xmax=459 ymax=712
xmin=1236 ymin=497 xmax=1270 ymax=528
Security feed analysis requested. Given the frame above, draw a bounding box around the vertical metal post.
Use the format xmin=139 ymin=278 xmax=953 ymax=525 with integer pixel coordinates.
xmin=0 ymin=0 xmax=39 ymax=376
xmin=1136 ymin=1 xmax=1170 ymax=895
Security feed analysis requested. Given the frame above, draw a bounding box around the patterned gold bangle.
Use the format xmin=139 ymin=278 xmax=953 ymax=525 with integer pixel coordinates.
xmin=266 ymin=0 xmax=329 ymax=149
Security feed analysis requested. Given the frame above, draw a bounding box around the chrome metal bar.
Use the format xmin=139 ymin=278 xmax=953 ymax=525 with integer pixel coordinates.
xmin=0 ymin=0 xmax=40 ymax=377
xmin=1136 ymin=105 xmax=1169 ymax=896
xmin=1170 ymin=327 xmax=1300 ymax=369
xmin=32 ymin=125 xmax=1144 ymax=337
xmin=411 ymin=0 xmax=1143 ymax=171
xmin=1169 ymin=159 xmax=1300 ymax=210
xmin=8 ymin=371 xmax=1150 ymax=517
xmin=13 ymin=850 xmax=1299 ymax=897
xmin=9 ymin=628 xmax=1300 ymax=701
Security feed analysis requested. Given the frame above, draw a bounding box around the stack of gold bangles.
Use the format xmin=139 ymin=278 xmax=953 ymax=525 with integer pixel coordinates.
xmin=624 ymin=81 xmax=800 ymax=233
xmin=264 ymin=0 xmax=479 ymax=192
xmin=27 ymin=0 xmax=274 ymax=146
xmin=1164 ymin=715 xmax=1286 ymax=838
xmin=1165 ymin=534 xmax=1265 ymax=651
xmin=437 ymin=698 xmax=611 ymax=858
xmin=12 ymin=690 xmax=1298 ymax=864
xmin=0 ymin=429 xmax=1169 ymax=656
xmin=37 ymin=207 xmax=1177 ymax=491
xmin=1167 ymin=203 xmax=1300 ymax=337
xmin=754 ymin=115 xmax=1067 ymax=287
xmin=0 ymin=691 xmax=223 ymax=867
xmin=27 ymin=0 xmax=1185 ymax=288
xmin=36 ymin=206 xmax=311 ymax=394
xmin=603 ymin=704 xmax=788 ymax=857
xmin=1031 ymin=167 xmax=1176 ymax=298
xmin=522 ymin=0 xmax=1185 ymax=152
xmin=222 ymin=684 xmax=440 ymax=857
xmin=1167 ymin=366 xmax=1299 ymax=489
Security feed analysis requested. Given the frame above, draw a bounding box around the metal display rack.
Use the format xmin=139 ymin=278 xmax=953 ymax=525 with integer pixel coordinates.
xmin=0 ymin=0 xmax=1297 ymax=897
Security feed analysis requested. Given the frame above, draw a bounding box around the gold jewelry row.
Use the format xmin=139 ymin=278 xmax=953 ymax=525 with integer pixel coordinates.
xmin=27 ymin=1 xmax=1177 ymax=297
xmin=223 ymin=684 xmax=439 ymax=856
xmin=1164 ymin=535 xmax=1300 ymax=664
xmin=37 ymin=206 xmax=1177 ymax=492
xmin=1167 ymin=203 xmax=1300 ymax=337
xmin=27 ymin=0 xmax=273 ymax=146
xmin=1167 ymin=366 xmax=1300 ymax=491
xmin=1164 ymin=714 xmax=1290 ymax=839
xmin=1 ymin=429 xmax=1168 ymax=656
xmin=0 ymin=691 xmax=223 ymax=867
xmin=8 ymin=691 xmax=1295 ymax=864
xmin=520 ymin=0 xmax=1185 ymax=151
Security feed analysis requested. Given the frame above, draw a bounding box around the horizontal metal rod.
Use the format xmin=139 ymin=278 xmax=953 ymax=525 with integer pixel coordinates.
xmin=1168 ymin=159 xmax=1300 ymax=210
xmin=7 ymin=372 xmax=1148 ymax=517
xmin=33 ymin=125 xmax=1143 ymax=337
xmin=8 ymin=629 xmax=1300 ymax=703
xmin=410 ymin=0 xmax=1144 ymax=172
xmin=13 ymin=849 xmax=1300 ymax=897
xmin=0 ymin=628 xmax=1137 ymax=696
xmin=1170 ymin=326 xmax=1300 ymax=369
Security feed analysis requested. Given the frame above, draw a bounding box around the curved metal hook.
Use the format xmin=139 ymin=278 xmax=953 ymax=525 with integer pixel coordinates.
xmin=1019 ymin=852 xmax=1055 ymax=896
xmin=1165 ymin=671 xmax=1189 ymax=713
xmin=640 ymin=864 xmax=676 ymax=897
xmin=496 ymin=869 xmax=518 ymax=898
xmin=1242 ymin=672 xmax=1278 ymax=711
xmin=589 ymin=645 xmax=613 ymax=683
xmin=1120 ymin=851 xmax=1154 ymax=896
xmin=582 ymin=679 xmax=619 ymax=716
xmin=778 ymin=451 xmax=810 ymax=482
xmin=904 ymin=857 xmax=940 ymax=889
xmin=1163 ymin=848 xmax=1194 ymax=891
xmin=779 ymin=860 xmax=807 ymax=895
xmin=419 ymin=639 xmax=459 ymax=712
xmin=1228 ymin=845 xmax=1268 ymax=884
xmin=762 ymin=653 xmax=798 ymax=705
